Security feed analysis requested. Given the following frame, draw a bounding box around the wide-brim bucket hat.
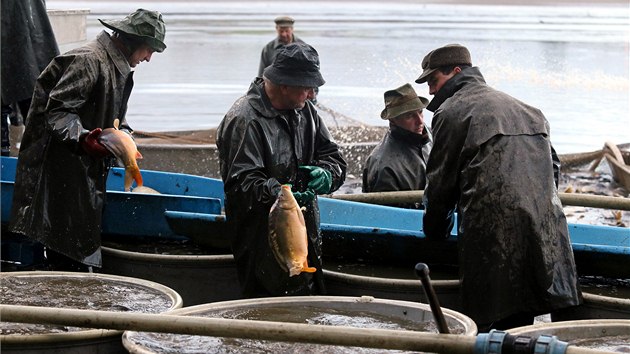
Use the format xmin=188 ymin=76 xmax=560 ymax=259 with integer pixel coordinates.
xmin=263 ymin=43 xmax=325 ymax=88
xmin=99 ymin=9 xmax=166 ymax=53
xmin=381 ymin=83 xmax=429 ymax=120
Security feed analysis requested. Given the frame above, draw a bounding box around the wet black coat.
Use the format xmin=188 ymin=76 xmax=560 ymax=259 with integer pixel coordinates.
xmin=217 ymin=78 xmax=347 ymax=297
xmin=1 ymin=0 xmax=59 ymax=104
xmin=9 ymin=31 xmax=134 ymax=267
xmin=362 ymin=124 xmax=432 ymax=208
xmin=423 ymin=67 xmax=582 ymax=324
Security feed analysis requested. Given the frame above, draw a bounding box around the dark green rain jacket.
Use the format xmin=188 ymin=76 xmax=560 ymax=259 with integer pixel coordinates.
xmin=423 ymin=67 xmax=582 ymax=325
xmin=217 ymin=78 xmax=347 ymax=298
xmin=9 ymin=31 xmax=134 ymax=267
xmin=362 ymin=124 xmax=432 ymax=208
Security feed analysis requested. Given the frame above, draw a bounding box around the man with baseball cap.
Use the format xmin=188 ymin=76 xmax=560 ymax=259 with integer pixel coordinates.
xmin=416 ymin=44 xmax=582 ymax=331
xmin=362 ymin=83 xmax=432 ymax=208
xmin=9 ymin=9 xmax=166 ymax=272
xmin=217 ymin=42 xmax=347 ymax=298
xmin=257 ymin=16 xmax=305 ymax=77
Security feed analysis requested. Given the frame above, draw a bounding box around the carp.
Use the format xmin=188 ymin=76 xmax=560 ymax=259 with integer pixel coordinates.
xmin=99 ymin=119 xmax=143 ymax=192
xmin=268 ymin=185 xmax=317 ymax=277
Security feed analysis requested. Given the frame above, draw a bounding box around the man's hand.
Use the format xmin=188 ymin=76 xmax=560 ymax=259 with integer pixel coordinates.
xmin=293 ymin=190 xmax=315 ymax=206
xmin=80 ymin=128 xmax=110 ymax=158
xmin=299 ymin=165 xmax=332 ymax=195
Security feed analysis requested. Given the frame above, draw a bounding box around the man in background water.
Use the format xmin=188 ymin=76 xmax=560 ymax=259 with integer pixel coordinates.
xmin=257 ymin=16 xmax=305 ymax=77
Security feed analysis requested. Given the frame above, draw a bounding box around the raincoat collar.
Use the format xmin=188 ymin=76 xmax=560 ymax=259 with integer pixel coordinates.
xmin=97 ymin=30 xmax=132 ymax=76
xmin=272 ymin=35 xmax=299 ymax=50
xmin=389 ymin=124 xmax=431 ymax=146
xmin=426 ymin=66 xmax=486 ymax=113
xmin=247 ymin=77 xmax=299 ymax=120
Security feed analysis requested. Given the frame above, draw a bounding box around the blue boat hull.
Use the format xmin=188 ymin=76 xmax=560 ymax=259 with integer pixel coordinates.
xmin=2 ymin=156 xmax=628 ymax=278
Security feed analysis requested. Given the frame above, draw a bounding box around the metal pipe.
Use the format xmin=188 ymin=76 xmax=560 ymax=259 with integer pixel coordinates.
xmin=415 ymin=263 xmax=450 ymax=334
xmin=0 ymin=305 xmax=609 ymax=354
xmin=0 ymin=304 xmax=476 ymax=353
xmin=324 ymin=191 xmax=630 ymax=211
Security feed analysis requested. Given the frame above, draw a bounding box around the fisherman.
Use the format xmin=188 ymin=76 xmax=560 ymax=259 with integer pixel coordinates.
xmin=9 ymin=9 xmax=167 ymax=271
xmin=257 ymin=16 xmax=305 ymax=77
xmin=362 ymin=83 xmax=432 ymax=208
xmin=416 ymin=43 xmax=582 ymax=331
xmin=217 ymin=42 xmax=347 ymax=298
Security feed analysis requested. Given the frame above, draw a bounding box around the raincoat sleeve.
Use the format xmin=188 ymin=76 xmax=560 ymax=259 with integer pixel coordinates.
xmin=44 ymin=55 xmax=100 ymax=146
xmin=422 ymin=109 xmax=462 ymax=239
xmin=224 ymin=118 xmax=282 ymax=208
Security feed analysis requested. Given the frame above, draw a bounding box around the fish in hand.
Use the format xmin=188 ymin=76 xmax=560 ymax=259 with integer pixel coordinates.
xmin=268 ymin=184 xmax=317 ymax=277
xmin=99 ymin=119 xmax=143 ymax=191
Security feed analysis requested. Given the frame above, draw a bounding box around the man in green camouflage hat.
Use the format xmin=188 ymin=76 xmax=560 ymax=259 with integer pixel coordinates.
xmin=9 ymin=9 xmax=167 ymax=272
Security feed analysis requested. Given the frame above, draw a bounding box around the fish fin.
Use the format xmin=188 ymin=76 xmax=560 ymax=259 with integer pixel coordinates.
xmin=302 ymin=266 xmax=317 ymax=273
xmin=136 ymin=150 xmax=143 ymax=160
xmin=113 ymin=118 xmax=120 ymax=130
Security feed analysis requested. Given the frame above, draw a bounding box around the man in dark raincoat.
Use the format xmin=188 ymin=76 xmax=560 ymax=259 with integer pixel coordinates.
xmin=218 ymin=43 xmax=347 ymax=298
xmin=416 ymin=44 xmax=582 ymax=331
xmin=9 ymin=9 xmax=167 ymax=271
xmin=362 ymin=83 xmax=432 ymax=208
xmin=1 ymin=0 xmax=60 ymax=155
xmin=257 ymin=16 xmax=305 ymax=77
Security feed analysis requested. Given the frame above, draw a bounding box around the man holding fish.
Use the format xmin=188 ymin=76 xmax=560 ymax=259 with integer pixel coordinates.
xmin=9 ymin=9 xmax=166 ymax=271
xmin=217 ymin=43 xmax=347 ymax=298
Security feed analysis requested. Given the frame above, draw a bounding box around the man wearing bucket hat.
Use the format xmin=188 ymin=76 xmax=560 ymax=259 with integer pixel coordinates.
xmin=416 ymin=44 xmax=582 ymax=331
xmin=362 ymin=83 xmax=432 ymax=208
xmin=9 ymin=9 xmax=166 ymax=271
xmin=218 ymin=42 xmax=347 ymax=298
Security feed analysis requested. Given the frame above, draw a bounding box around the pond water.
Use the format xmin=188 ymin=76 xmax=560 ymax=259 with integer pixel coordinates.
xmin=49 ymin=0 xmax=629 ymax=154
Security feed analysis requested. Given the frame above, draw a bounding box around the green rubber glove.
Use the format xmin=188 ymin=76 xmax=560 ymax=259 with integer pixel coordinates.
xmin=293 ymin=190 xmax=315 ymax=206
xmin=300 ymin=165 xmax=332 ymax=195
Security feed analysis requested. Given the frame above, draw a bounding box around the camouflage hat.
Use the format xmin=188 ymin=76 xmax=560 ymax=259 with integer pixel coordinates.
xmin=274 ymin=16 xmax=295 ymax=27
xmin=99 ymin=9 xmax=166 ymax=53
xmin=263 ymin=43 xmax=325 ymax=88
xmin=381 ymin=83 xmax=429 ymax=120
xmin=415 ymin=44 xmax=471 ymax=84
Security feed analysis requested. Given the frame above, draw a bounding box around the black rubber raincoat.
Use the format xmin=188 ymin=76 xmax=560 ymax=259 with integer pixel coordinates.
xmin=9 ymin=31 xmax=134 ymax=267
xmin=423 ymin=67 xmax=582 ymax=325
xmin=217 ymin=78 xmax=347 ymax=297
xmin=362 ymin=124 xmax=432 ymax=208
xmin=1 ymin=0 xmax=59 ymax=104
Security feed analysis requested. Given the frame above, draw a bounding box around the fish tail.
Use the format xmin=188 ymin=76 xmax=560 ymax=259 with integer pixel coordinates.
xmin=290 ymin=261 xmax=316 ymax=276
xmin=124 ymin=164 xmax=143 ymax=191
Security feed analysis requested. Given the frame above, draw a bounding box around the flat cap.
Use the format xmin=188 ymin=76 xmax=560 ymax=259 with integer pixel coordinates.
xmin=274 ymin=16 xmax=295 ymax=27
xmin=415 ymin=44 xmax=471 ymax=84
